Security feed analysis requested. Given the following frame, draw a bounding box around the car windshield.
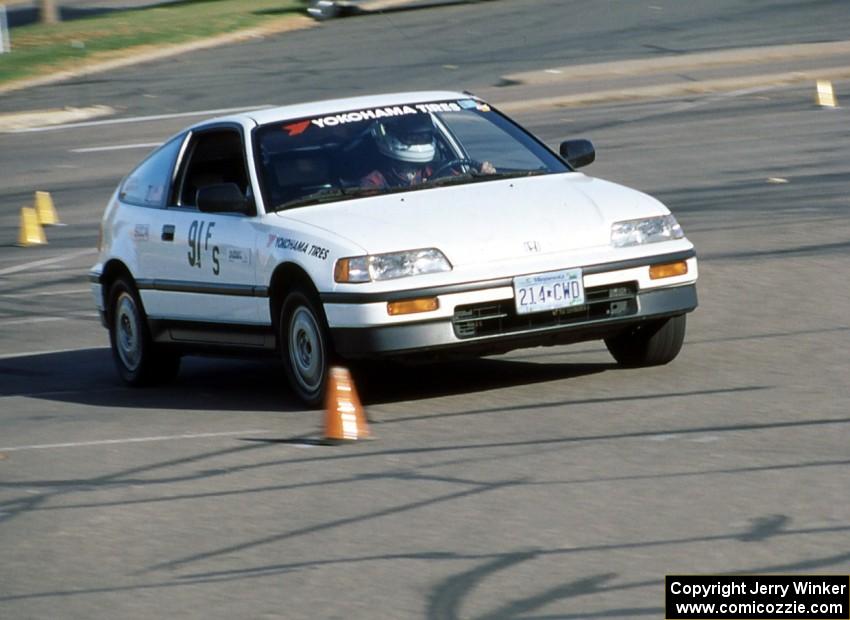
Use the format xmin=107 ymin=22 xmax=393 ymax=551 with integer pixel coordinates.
xmin=254 ymin=99 xmax=569 ymax=212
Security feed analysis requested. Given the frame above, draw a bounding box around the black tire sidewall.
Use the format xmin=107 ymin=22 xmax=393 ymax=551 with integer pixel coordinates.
xmin=606 ymin=314 xmax=686 ymax=367
xmin=280 ymin=290 xmax=330 ymax=406
xmin=107 ymin=279 xmax=150 ymax=385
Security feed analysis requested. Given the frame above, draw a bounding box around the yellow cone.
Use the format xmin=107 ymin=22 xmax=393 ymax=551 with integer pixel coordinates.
xmin=18 ymin=207 xmax=47 ymax=247
xmin=816 ymin=80 xmax=837 ymax=108
xmin=35 ymin=191 xmax=60 ymax=225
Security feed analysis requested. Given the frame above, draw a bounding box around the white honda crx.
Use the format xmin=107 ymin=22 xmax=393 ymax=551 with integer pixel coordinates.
xmin=90 ymin=91 xmax=698 ymax=405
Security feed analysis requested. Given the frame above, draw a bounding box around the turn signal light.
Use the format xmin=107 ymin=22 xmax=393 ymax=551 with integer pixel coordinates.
xmin=334 ymin=259 xmax=349 ymax=282
xmin=649 ymin=260 xmax=688 ymax=280
xmin=387 ymin=297 xmax=439 ymax=316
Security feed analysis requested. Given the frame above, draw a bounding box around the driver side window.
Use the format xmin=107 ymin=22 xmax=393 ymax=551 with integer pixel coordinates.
xmin=173 ymin=128 xmax=251 ymax=210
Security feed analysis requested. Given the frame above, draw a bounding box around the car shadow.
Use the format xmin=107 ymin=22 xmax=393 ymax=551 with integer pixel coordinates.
xmin=351 ymin=357 xmax=615 ymax=405
xmin=0 ymin=347 xmax=615 ymax=412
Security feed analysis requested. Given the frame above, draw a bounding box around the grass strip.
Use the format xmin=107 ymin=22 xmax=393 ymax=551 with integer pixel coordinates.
xmin=0 ymin=0 xmax=305 ymax=84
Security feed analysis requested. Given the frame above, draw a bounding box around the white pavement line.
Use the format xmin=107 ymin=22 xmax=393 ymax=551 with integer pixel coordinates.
xmin=0 ymin=316 xmax=67 ymax=326
xmin=0 ymin=288 xmax=91 ymax=299
xmin=11 ymin=105 xmax=273 ymax=134
xmin=0 ymin=346 xmax=108 ymax=361
xmin=0 ymin=248 xmax=96 ymax=277
xmin=0 ymin=430 xmax=272 ymax=452
xmin=0 ymin=313 xmax=98 ymax=326
xmin=71 ymin=142 xmax=162 ymax=154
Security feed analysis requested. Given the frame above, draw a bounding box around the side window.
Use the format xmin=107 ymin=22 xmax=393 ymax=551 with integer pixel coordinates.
xmin=173 ymin=129 xmax=250 ymax=209
xmin=120 ymin=135 xmax=184 ymax=208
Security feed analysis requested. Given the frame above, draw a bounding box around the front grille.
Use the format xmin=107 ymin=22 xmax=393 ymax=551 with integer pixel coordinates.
xmin=452 ymin=283 xmax=638 ymax=339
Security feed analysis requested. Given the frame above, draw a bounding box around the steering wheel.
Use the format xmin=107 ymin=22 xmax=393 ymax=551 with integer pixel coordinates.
xmin=430 ymin=158 xmax=479 ymax=179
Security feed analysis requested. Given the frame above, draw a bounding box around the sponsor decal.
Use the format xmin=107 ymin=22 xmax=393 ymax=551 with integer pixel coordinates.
xmin=227 ymin=248 xmax=251 ymax=264
xmin=307 ymin=101 xmax=462 ymax=130
xmin=144 ymin=184 xmax=163 ymax=205
xmin=133 ymin=224 xmax=149 ymax=242
xmin=269 ymin=235 xmax=329 ymax=260
xmin=276 ymin=237 xmax=310 ymax=252
xmin=283 ymin=120 xmax=311 ymax=136
xmin=309 ymin=245 xmax=329 ymax=260
xmin=458 ymin=99 xmax=491 ymax=112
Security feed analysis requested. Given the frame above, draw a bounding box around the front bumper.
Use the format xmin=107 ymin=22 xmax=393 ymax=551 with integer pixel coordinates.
xmin=330 ymin=283 xmax=697 ymax=358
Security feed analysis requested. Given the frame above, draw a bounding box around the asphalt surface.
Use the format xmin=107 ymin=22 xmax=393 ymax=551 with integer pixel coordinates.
xmin=1 ymin=1 xmax=850 ymax=618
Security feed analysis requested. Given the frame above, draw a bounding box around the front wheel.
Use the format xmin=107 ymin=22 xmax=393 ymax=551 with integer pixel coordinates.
xmin=605 ymin=314 xmax=687 ymax=367
xmin=108 ymin=278 xmax=180 ymax=386
xmin=280 ymin=290 xmax=330 ymax=407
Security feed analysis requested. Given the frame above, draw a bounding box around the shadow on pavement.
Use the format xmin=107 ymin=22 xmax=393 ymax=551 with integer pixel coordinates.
xmin=0 ymin=347 xmax=615 ymax=411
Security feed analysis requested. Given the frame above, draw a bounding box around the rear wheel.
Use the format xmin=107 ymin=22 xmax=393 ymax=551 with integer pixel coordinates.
xmin=605 ymin=314 xmax=687 ymax=367
xmin=280 ymin=290 xmax=330 ymax=407
xmin=108 ymin=278 xmax=180 ymax=386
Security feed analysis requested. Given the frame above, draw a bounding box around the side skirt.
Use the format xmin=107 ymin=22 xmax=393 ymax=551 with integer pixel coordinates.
xmin=148 ymin=319 xmax=277 ymax=353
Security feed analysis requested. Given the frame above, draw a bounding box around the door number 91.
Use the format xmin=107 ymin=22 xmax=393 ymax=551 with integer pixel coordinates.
xmin=187 ymin=220 xmax=220 ymax=275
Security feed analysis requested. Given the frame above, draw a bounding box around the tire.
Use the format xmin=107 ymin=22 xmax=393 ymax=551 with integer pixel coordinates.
xmin=605 ymin=314 xmax=687 ymax=367
xmin=108 ymin=278 xmax=181 ymax=386
xmin=280 ymin=290 xmax=331 ymax=407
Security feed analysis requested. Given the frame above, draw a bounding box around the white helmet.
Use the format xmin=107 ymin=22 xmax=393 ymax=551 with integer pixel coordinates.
xmin=372 ymin=114 xmax=436 ymax=163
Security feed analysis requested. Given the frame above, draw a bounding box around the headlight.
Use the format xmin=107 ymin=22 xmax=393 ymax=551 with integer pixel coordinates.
xmin=611 ymin=215 xmax=684 ymax=248
xmin=334 ymin=248 xmax=452 ymax=283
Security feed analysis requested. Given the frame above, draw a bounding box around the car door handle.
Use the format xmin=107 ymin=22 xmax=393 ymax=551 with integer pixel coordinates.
xmin=162 ymin=225 xmax=175 ymax=242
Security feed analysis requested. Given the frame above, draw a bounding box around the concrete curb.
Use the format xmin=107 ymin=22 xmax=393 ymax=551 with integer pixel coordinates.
xmin=500 ymin=40 xmax=850 ymax=87
xmin=0 ymin=15 xmax=317 ymax=97
xmin=495 ymin=67 xmax=850 ymax=113
xmin=0 ymin=104 xmax=114 ymax=131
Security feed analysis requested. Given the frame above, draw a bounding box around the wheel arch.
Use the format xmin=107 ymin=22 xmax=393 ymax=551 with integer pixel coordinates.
xmin=100 ymin=259 xmax=135 ymax=319
xmin=268 ymin=261 xmax=324 ymax=334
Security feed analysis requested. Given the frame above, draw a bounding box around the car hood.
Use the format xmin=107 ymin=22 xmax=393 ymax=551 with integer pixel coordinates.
xmin=275 ymin=173 xmax=669 ymax=266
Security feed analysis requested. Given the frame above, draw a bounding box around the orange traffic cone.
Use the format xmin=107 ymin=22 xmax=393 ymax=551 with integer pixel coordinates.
xmin=323 ymin=366 xmax=370 ymax=442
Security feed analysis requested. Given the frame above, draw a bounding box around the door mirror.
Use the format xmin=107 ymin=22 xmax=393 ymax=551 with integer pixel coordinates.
xmin=559 ymin=139 xmax=595 ymax=169
xmin=197 ymin=183 xmax=250 ymax=214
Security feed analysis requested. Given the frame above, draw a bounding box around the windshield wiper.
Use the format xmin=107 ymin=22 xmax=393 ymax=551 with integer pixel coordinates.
xmin=424 ymin=169 xmax=547 ymax=188
xmin=485 ymin=169 xmax=548 ymax=180
xmin=423 ymin=172 xmax=479 ymax=188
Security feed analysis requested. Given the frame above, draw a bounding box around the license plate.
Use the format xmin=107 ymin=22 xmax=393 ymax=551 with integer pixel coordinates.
xmin=513 ymin=268 xmax=585 ymax=315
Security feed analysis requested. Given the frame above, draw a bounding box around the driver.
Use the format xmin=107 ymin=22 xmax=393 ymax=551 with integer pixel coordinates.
xmin=360 ymin=113 xmax=495 ymax=189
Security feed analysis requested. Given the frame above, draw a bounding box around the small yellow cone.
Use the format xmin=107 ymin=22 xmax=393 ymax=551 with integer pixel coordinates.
xmin=323 ymin=366 xmax=370 ymax=442
xmin=18 ymin=207 xmax=47 ymax=247
xmin=816 ymin=80 xmax=837 ymax=108
xmin=35 ymin=191 xmax=60 ymax=225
